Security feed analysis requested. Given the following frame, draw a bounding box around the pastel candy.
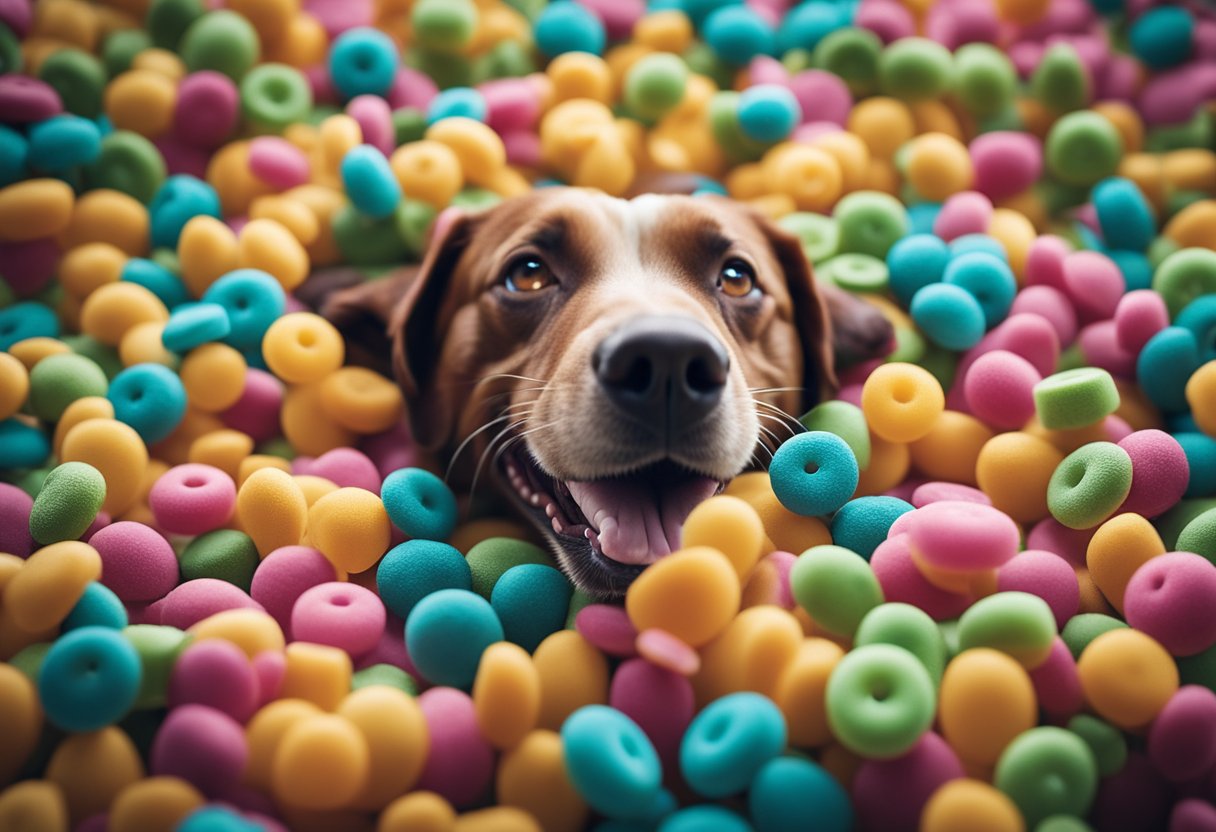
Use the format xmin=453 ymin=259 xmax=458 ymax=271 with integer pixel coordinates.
xmin=850 ymin=731 xmax=963 ymax=831
xmin=292 ymin=582 xmax=387 ymax=658
xmin=906 ymin=500 xmax=1020 ymax=571
xmin=963 ymin=350 xmax=1041 ymax=430
xmin=681 ymin=692 xmax=786 ymax=798
xmin=38 ymin=626 xmax=141 ymax=733
xmin=29 ymin=461 xmax=106 ymax=545
xmin=1034 ymin=368 xmax=1121 ymax=430
xmin=1123 ymin=552 xmax=1216 ymax=657
xmin=416 ymin=687 xmax=495 ymax=809
xmin=1146 ymin=686 xmax=1216 ymax=783
xmin=997 ymin=551 xmax=1080 ymax=630
xmin=769 ymin=431 xmax=859 ymax=517
xmin=406 ymin=588 xmax=503 ymax=688
xmin=160 ymin=579 xmax=264 ymax=630
xmin=491 ymin=564 xmax=572 ymax=654
xmin=1117 ymin=429 xmax=1189 ymax=518
xmin=561 ymin=705 xmax=661 ymax=821
xmin=167 ymin=639 xmax=258 ymax=722
xmin=89 ymin=520 xmax=179 ymax=603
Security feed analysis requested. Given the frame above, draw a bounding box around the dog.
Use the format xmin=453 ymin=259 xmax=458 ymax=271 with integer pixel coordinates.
xmin=313 ymin=187 xmax=894 ymax=598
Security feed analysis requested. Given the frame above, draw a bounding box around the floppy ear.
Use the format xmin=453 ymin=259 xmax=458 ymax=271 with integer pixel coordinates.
xmin=317 ymin=267 xmax=418 ymax=379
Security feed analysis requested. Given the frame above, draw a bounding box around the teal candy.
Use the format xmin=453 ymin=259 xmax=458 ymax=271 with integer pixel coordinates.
xmin=769 ymin=431 xmax=859 ymax=517
xmin=0 ymin=125 xmax=27 ymax=186
xmin=887 ymin=233 xmax=950 ymax=307
xmin=834 ymin=191 xmax=908 ymax=259
xmin=1061 ymin=614 xmax=1127 ymax=659
xmin=1176 ymin=296 xmax=1216 ymax=362
xmin=1129 ymin=6 xmax=1195 ymax=70
xmin=1047 ymin=442 xmax=1134 ymax=530
xmin=147 ymin=0 xmax=205 ymax=50
xmin=395 ymin=198 xmax=437 ymax=258
xmin=681 ymin=692 xmax=787 ymax=798
xmin=708 ymin=91 xmax=768 ymax=163
xmin=0 ymin=419 xmax=52 ymax=469
xmin=814 ymin=27 xmax=881 ymax=97
xmin=910 ymin=283 xmax=986 ymax=351
xmin=1153 ymin=248 xmax=1216 ymax=318
xmin=38 ymin=48 xmax=107 ymax=118
xmin=405 ymin=588 xmax=503 ymax=688
xmin=943 ymin=251 xmax=1017 ymax=327
xmin=825 ymin=643 xmax=936 ymax=759
xmin=102 ymin=29 xmax=152 ymax=77
xmin=798 ymin=400 xmax=871 ymax=469
xmin=1178 ymin=507 xmax=1216 ymax=564
xmin=27 ymin=352 xmax=109 ymax=421
xmin=64 ymin=582 xmax=129 ymax=631
xmin=1106 ymin=249 xmax=1153 ymax=293
xmin=28 ymin=115 xmax=102 ymax=171
xmin=957 ymin=591 xmax=1057 ymax=662
xmin=879 ymin=37 xmax=953 ymax=101
xmin=161 ymin=302 xmax=232 ymax=352
xmin=1031 ymin=44 xmax=1090 ymax=113
xmin=240 ymin=63 xmax=313 ymax=132
xmin=907 ymin=202 xmax=941 ymax=236
xmin=342 ymin=145 xmax=403 ymax=219
xmin=179 ymin=530 xmax=260 ymax=592
xmin=426 ymin=87 xmax=487 ymax=124
xmin=533 ymin=1 xmax=605 ymax=57
xmin=1177 ymin=433 xmax=1216 ymax=499
xmin=624 ymin=53 xmax=689 ymax=121
xmin=149 ymin=175 xmax=222 ymax=250
xmin=952 ymin=43 xmax=1017 ymax=118
xmin=703 ymin=6 xmax=775 ymax=66
xmin=736 ymin=84 xmax=800 ymax=143
xmin=85 ymin=130 xmax=167 ymax=204
xmin=660 ymin=807 xmax=751 ymax=832
xmin=830 ymin=496 xmax=914 ymax=560
xmin=776 ymin=2 xmax=846 ymax=55
xmin=749 ymin=756 xmax=853 ymax=832
xmin=855 ymin=602 xmax=947 ymax=686
xmin=562 ymin=705 xmax=663 ymax=820
xmin=108 ymin=363 xmax=188 ymax=444
xmin=1045 ymin=111 xmax=1123 ymax=187
xmin=777 ymin=211 xmax=839 ymax=263
xmin=1092 ymin=178 xmax=1155 ymax=253
xmin=123 ymin=258 xmax=190 ymax=309
xmin=0 ymin=301 xmax=59 ymax=350
xmin=411 ymin=0 xmax=478 ymax=52
xmin=490 ymin=564 xmax=572 ymax=653
xmin=680 ymin=0 xmax=738 ymax=27
xmin=179 ymin=10 xmax=261 ymax=80
xmin=29 ymin=461 xmax=106 ymax=546
xmin=352 ymin=663 xmax=418 ymax=695
xmin=1066 ymin=714 xmax=1126 ymax=777
xmin=465 ymin=536 xmax=551 ymax=599
xmin=38 ymin=626 xmax=142 ymax=732
xmin=377 ymin=540 xmax=472 ymax=619
xmin=178 ymin=806 xmax=262 ymax=832
xmin=380 ymin=467 xmax=458 ymax=541
xmin=790 ymin=545 xmax=883 ymax=638
xmin=202 ymin=268 xmax=286 ymax=351
xmin=994 ymin=726 xmax=1098 ymax=826
xmin=950 ymin=233 xmax=1008 ymax=262
xmin=332 ymin=204 xmax=409 ymax=266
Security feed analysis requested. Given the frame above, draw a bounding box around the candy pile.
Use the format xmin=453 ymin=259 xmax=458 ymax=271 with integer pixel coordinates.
xmin=2 ymin=0 xmax=1216 ymax=829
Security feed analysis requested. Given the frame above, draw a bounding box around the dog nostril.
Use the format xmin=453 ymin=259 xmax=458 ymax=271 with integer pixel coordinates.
xmin=618 ymin=356 xmax=652 ymax=395
xmin=685 ymin=356 xmax=724 ymax=394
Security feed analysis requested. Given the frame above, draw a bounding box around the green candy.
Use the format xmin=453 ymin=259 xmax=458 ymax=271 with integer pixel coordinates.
xmin=85 ymin=131 xmax=167 ymax=204
xmin=957 ymin=592 xmax=1057 ymax=668
xmin=15 ymin=467 xmax=52 ymax=499
xmin=1033 ymin=367 xmax=1120 ymax=430
xmin=471 ymin=40 xmax=535 ymax=84
xmin=240 ymin=64 xmax=313 ymax=133
xmin=1047 ymin=442 xmax=1133 ymax=530
xmin=886 ymin=325 xmax=926 ymax=365
xmin=102 ymin=29 xmax=153 ymax=77
xmin=352 ymin=663 xmax=418 ymax=695
xmin=1045 ymin=111 xmax=1123 ymax=187
xmin=566 ymin=588 xmax=595 ymax=629
xmin=392 ymin=108 xmax=428 ymax=146
xmin=825 ymin=643 xmax=935 ymax=759
xmin=624 ymin=53 xmax=688 ymax=121
xmin=1155 ymin=498 xmax=1216 ymax=550
xmin=1178 ymin=507 xmax=1216 ymax=564
xmin=708 ymin=91 xmax=767 ymax=163
xmin=878 ymin=37 xmax=953 ymax=101
xmin=146 ymin=0 xmax=205 ymax=51
xmin=464 ymin=537 xmax=551 ymax=599
xmin=0 ymin=22 xmax=21 ymax=75
xmin=412 ymin=0 xmax=478 ymax=52
xmin=776 ymin=212 xmax=839 ymax=263
xmin=395 ymin=198 xmax=437 ymax=258
xmin=1153 ymin=248 xmax=1216 ymax=318
xmin=818 ymin=253 xmax=888 ymax=293
xmin=1066 ymin=715 xmax=1126 ymax=777
xmin=977 ymin=106 xmax=1024 ymax=134
xmin=938 ymin=619 xmax=961 ymax=660
xmin=833 ymin=191 xmax=908 ymax=259
xmin=450 ymin=188 xmax=502 ymax=213
xmin=8 ymin=642 xmax=52 ymax=681
xmin=1145 ymin=110 xmax=1213 ymax=154
xmin=1061 ymin=613 xmax=1127 ymax=659
xmin=799 ymin=400 xmax=871 ymax=470
xmin=38 ymin=48 xmax=107 ymax=118
xmin=1147 ymin=236 xmax=1181 ymax=269
xmin=814 ymin=27 xmax=882 ymax=97
xmin=179 ymin=530 xmax=260 ymax=592
xmin=781 ymin=48 xmax=814 ymax=75
xmin=333 ymin=204 xmax=409 ymax=266
xmin=256 ymin=436 xmax=295 ymax=460
xmin=854 ymin=603 xmax=947 ymax=687
xmin=953 ymin=44 xmax=1017 ymax=118
xmin=790 ymin=545 xmax=883 ymax=638
xmin=27 ymin=353 xmax=108 ymax=422
xmin=179 ymin=10 xmax=261 ymax=80
xmin=1030 ymin=44 xmax=1090 ymax=114
xmin=1177 ymin=643 xmax=1216 ymax=693
xmin=124 ymin=624 xmax=192 ymax=709
xmin=1036 ymin=818 xmax=1094 ymax=832
xmin=919 ymin=341 xmax=959 ymax=391
xmin=29 ymin=461 xmax=107 ymax=546
xmin=683 ymin=42 xmax=735 ymax=91
xmin=994 ymin=727 xmax=1098 ymax=827
xmin=408 ymin=47 xmax=475 ymax=90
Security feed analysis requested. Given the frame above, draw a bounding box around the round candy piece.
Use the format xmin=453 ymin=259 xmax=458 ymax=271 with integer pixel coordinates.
xmin=149 ymin=463 xmax=237 ymax=536
xmin=790 ymin=545 xmax=883 ymax=638
xmin=381 ymin=467 xmax=458 ymax=542
xmin=1034 ymin=368 xmax=1120 ymax=430
xmin=28 ymin=461 xmax=106 ymax=546
xmin=376 ymin=539 xmax=471 ymax=620
xmin=405 ymin=588 xmax=503 ymax=688
xmin=1118 ymin=429 xmax=1190 ymax=518
xmin=1147 ymin=686 xmax=1216 ymax=783
xmin=681 ymin=692 xmax=786 ymax=799
xmin=939 ymin=648 xmax=1037 ymax=766
xmin=292 ymin=582 xmax=387 ymax=658
xmin=830 ymin=496 xmax=914 ymax=561
xmin=906 ymin=500 xmax=1021 ymax=572
xmin=995 ymin=726 xmax=1097 ymax=827
xmin=38 ymin=626 xmax=142 ymax=732
xmin=1047 ymin=442 xmax=1134 ymax=530
xmin=1077 ymin=628 xmax=1179 ymax=730
xmin=1045 ymin=111 xmax=1123 ymax=187
xmin=491 ymin=564 xmax=572 ymax=654
xmin=964 ymin=350 xmax=1041 ymax=430
xmin=107 ymin=363 xmax=187 ymax=444
xmin=911 ymin=283 xmax=986 ymax=351
xmin=825 ymin=643 xmax=935 ymax=759
xmin=749 ymin=756 xmax=852 ymax=832
xmin=1124 ymin=552 xmax=1216 ymax=657
xmin=329 ymin=27 xmax=398 ymax=99
xmin=27 ymin=353 xmax=108 ymax=422
xmin=957 ymin=591 xmax=1057 ymax=669
xmin=737 ymin=85 xmax=800 ymax=143
xmin=561 ymin=705 xmax=661 ymax=820
xmin=89 ymin=520 xmax=179 ymax=602
xmin=769 ymin=431 xmax=859 ymax=517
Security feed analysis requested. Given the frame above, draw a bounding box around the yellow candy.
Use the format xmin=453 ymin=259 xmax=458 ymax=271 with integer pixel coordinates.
xmin=1077 ymin=629 xmax=1178 ymax=730
xmin=130 ymin=47 xmax=187 ymax=81
xmin=237 ymin=467 xmax=308 ymax=557
xmin=245 ymin=699 xmax=323 ymax=792
xmin=108 ymin=777 xmax=205 ymax=832
xmin=764 ymin=145 xmax=843 ymax=213
xmin=921 ymin=779 xmax=1026 ymax=832
xmin=46 ymin=728 xmax=144 ymax=825
xmin=273 ymin=714 xmax=370 ymax=810
xmin=280 ymin=642 xmax=353 ymax=711
xmin=338 ymin=686 xmax=429 ymax=810
xmin=180 ymin=343 xmax=247 ymax=413
xmin=905 ymin=132 xmax=974 ymax=201
xmin=495 ymin=730 xmax=587 ymax=832
xmin=238 ymin=453 xmax=293 ymax=487
xmin=0 ymin=781 xmax=68 ymax=832
xmin=320 ymin=115 xmax=364 ymax=178
xmin=533 ymin=630 xmax=609 ymax=731
xmin=1162 ymin=148 xmax=1216 ymax=193
xmin=4 ymin=541 xmax=101 ymax=633
xmin=390 ymin=140 xmax=463 ymax=209
xmin=910 ymin=100 xmax=965 ymax=141
xmin=319 ymin=366 xmax=405 ymax=435
xmin=0 ymin=352 xmax=29 ymax=420
xmin=151 ymin=407 xmax=225 ymax=465
xmin=79 ymin=281 xmax=169 ymax=347
xmin=1165 ymin=200 xmax=1216 ymax=250
xmin=295 ymin=474 xmax=340 ymax=507
xmin=847 ymin=97 xmax=916 ymax=161
xmin=104 ymin=69 xmax=176 ymax=138
xmin=454 ymin=808 xmax=541 ymax=832
xmin=975 ymin=432 xmax=1063 ymax=524
xmin=188 ymin=429 xmax=255 ymax=482
xmin=238 ymin=218 xmax=310 ymax=292
xmin=909 ymin=410 xmax=994 ymax=487
xmin=547 ymin=52 xmax=613 ymax=104
xmin=0 ymin=553 xmax=21 ymax=594
xmin=472 ymin=642 xmax=541 ymax=751
xmin=854 ymin=433 xmax=912 ymax=497
xmin=634 ymin=10 xmax=694 ymax=53
xmin=773 ymin=637 xmax=845 ymax=748
xmin=59 ymin=242 xmax=127 ymax=300
xmin=694 ymin=605 xmax=802 ymax=706
xmin=119 ymin=321 xmax=178 ymax=368
xmin=728 ymin=474 xmax=832 ymax=555
xmin=1092 ymin=101 xmax=1144 ymax=155
xmin=1086 ymin=513 xmax=1165 ymax=614
xmin=178 ymin=215 xmax=239 ymax=298
xmin=227 ymin=0 xmax=295 ymax=44
xmin=262 ymin=312 xmax=345 ymax=385
xmin=307 ymin=487 xmax=392 ymax=574
xmin=424 ymin=118 xmax=508 ymax=187
xmin=939 ymin=649 xmax=1037 ymax=766
xmin=61 ymin=188 xmax=149 ymax=255
xmin=285 ymin=382 xmax=361 ymax=456
xmin=9 ymin=336 xmax=72 ymax=370
xmin=0 ymin=179 xmax=74 ymax=241
xmin=861 ymin=363 xmax=945 ymax=443
xmin=60 ymin=418 xmax=148 ymax=516
xmin=49 ymin=395 xmax=112 ymax=457
xmin=0 ymin=664 xmax=43 ymax=785
xmin=1187 ymin=361 xmax=1216 ymax=436
xmin=987 ymin=208 xmax=1036 ymax=281
xmin=250 ymin=194 xmax=321 ymax=246
xmin=207 ymin=140 xmax=276 ymax=218
xmin=190 ymin=608 xmax=285 ymax=658
xmin=994 ymin=0 xmax=1050 ymax=23
xmin=625 ymin=546 xmax=741 ymax=647
xmin=682 ymin=495 xmax=765 ymax=579
xmin=808 ymin=131 xmax=870 ymax=195
xmin=379 ymin=792 xmax=457 ymax=832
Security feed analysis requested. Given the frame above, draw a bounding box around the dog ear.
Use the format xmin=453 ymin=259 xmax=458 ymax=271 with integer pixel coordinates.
xmin=316 ymin=267 xmax=417 ymax=379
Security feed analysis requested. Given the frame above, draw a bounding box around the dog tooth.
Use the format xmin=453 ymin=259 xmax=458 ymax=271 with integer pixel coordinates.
xmin=545 ymin=502 xmax=557 ymax=518
xmin=551 ymin=517 xmax=564 ymax=535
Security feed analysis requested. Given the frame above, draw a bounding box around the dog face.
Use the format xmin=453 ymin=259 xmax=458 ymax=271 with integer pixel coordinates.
xmin=325 ymin=188 xmax=866 ymax=598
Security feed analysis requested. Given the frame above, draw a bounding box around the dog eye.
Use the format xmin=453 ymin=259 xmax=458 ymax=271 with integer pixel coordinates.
xmin=503 ymin=256 xmax=556 ymax=292
xmin=719 ymin=259 xmax=758 ymax=298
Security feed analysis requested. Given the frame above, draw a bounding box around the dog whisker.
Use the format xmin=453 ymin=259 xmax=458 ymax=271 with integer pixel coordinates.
xmin=748 ymin=386 xmax=806 ymax=395
xmin=753 ymin=409 xmax=803 ymax=439
xmin=447 ymin=415 xmax=527 ymax=484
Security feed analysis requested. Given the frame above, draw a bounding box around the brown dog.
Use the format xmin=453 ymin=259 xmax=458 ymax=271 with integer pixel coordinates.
xmin=317 ymin=188 xmax=892 ymax=598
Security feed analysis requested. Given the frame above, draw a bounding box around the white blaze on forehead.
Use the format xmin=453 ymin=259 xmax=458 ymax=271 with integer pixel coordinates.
xmin=588 ymin=193 xmax=677 ymax=287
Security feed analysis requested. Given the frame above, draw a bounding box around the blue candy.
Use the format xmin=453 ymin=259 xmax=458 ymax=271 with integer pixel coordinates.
xmin=177 ymin=806 xmax=264 ymax=832
xmin=949 ymin=233 xmax=1008 ymax=262
xmin=328 ymin=27 xmax=400 ymax=99
xmin=906 ymin=202 xmax=941 ymax=236
xmin=942 ymin=251 xmax=1016 ymax=328
xmin=1129 ymin=6 xmax=1194 ymax=70
xmin=703 ymin=6 xmax=775 ymax=66
xmin=37 ymin=626 xmax=142 ymax=732
xmin=1107 ymin=249 xmax=1153 ymax=293
xmin=887 ymin=233 xmax=950 ymax=307
xmin=534 ymin=1 xmax=606 ymax=57
xmin=1136 ymin=326 xmax=1201 ymax=413
xmin=341 ymin=145 xmax=402 ymax=219
xmin=108 ymin=363 xmax=188 ymax=443
xmin=1175 ymin=295 xmax=1216 ymax=362
xmin=749 ymin=756 xmax=854 ymax=832
xmin=910 ymin=282 xmax=986 ymax=351
xmin=380 ymin=466 xmax=459 ymax=541
xmin=0 ymin=125 xmax=28 ymax=186
xmin=426 ymin=86 xmax=488 ymax=124
xmin=830 ymin=496 xmax=915 ymax=560
xmin=491 ymin=563 xmax=573 ymax=653
xmin=202 ymin=268 xmax=286 ymax=351
xmin=769 ymin=431 xmax=859 ymax=518
xmin=661 ymin=806 xmax=752 ymax=832
xmin=736 ymin=84 xmax=800 ymax=143
xmin=28 ymin=114 xmax=102 ymax=171
xmin=0 ymin=301 xmax=59 ymax=350
xmin=376 ymin=539 xmax=472 ymax=620
xmin=0 ymin=418 xmax=52 ymax=469
xmin=681 ymin=691 xmax=787 ymax=798
xmin=63 ymin=582 xmax=129 ymax=631
xmin=1092 ymin=177 xmax=1155 ymax=252
xmin=148 ymin=174 xmax=222 ymax=249
xmin=122 ymin=257 xmax=190 ymax=309
xmin=776 ymin=1 xmax=846 ymax=54
xmin=161 ymin=301 xmax=232 ymax=352
xmin=405 ymin=588 xmax=503 ymax=689
xmin=1177 ymin=432 xmax=1216 ymax=499
xmin=562 ymin=705 xmax=663 ymax=820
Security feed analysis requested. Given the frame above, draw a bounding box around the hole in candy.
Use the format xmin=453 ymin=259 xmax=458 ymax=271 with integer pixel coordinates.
xmin=183 ymin=477 xmax=206 ymax=488
xmin=331 ymin=595 xmax=352 ymax=607
xmin=870 ymin=683 xmax=891 ymax=702
xmin=1066 ymin=465 xmax=1085 ymax=488
xmin=235 ymin=297 xmax=249 ymax=310
xmin=619 ymin=731 xmax=640 ymax=757
xmin=892 ymin=381 xmax=915 ymax=404
xmin=703 ymin=714 xmax=730 ymax=743
xmin=297 ymin=330 xmax=317 ymax=348
xmin=1152 ymin=574 xmax=1166 ymax=591
xmin=804 ymin=462 xmax=820 ymax=475
xmin=129 ymin=389 xmax=143 ymax=402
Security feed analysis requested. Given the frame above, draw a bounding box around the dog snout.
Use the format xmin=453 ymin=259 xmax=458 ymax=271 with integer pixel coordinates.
xmin=592 ymin=315 xmax=730 ymax=432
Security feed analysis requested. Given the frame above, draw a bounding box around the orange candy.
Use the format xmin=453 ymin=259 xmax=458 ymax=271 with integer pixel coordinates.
xmin=496 ymin=730 xmax=588 ymax=832
xmin=939 ymin=649 xmax=1037 ymax=766
xmin=473 ymin=642 xmax=542 ymax=751
xmin=338 ymin=686 xmax=430 ymax=809
xmin=1077 ymin=629 xmax=1178 ymax=730
xmin=532 ymin=630 xmax=609 ymax=731
xmin=625 ymin=546 xmax=741 ymax=648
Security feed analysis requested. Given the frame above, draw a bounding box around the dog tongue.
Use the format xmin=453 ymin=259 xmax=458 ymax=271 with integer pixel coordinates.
xmin=567 ymin=474 xmax=720 ymax=565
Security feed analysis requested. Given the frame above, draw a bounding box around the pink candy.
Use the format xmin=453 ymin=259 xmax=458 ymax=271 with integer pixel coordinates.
xmin=963 ymin=349 xmax=1042 ymax=430
xmin=148 ymin=463 xmax=237 ymax=536
xmin=1025 ymin=234 xmax=1072 ymax=292
xmin=0 ymin=237 xmax=60 ymax=297
xmin=481 ymin=79 xmax=542 ymax=134
xmin=855 ymin=0 xmax=916 ymax=44
xmin=924 ymin=0 xmax=999 ymax=49
xmin=1028 ymin=637 xmax=1085 ymax=719
xmin=172 ymin=71 xmax=239 ymax=150
xmin=852 ymin=732 xmax=963 ymax=832
xmin=253 ymin=649 xmax=287 ymax=707
xmin=1079 ymin=320 xmax=1137 ymax=379
xmin=293 ymin=447 xmax=381 ymax=492
xmin=1115 ymin=289 xmax=1170 ymax=354
xmin=1124 ymin=552 xmax=1216 ymax=657
xmin=151 ymin=704 xmax=248 ymax=797
xmin=290 ymin=581 xmax=386 ymax=657
xmin=933 ymin=192 xmax=993 ymax=242
xmin=906 ymin=500 xmax=1021 ymax=571
xmin=346 ymin=94 xmax=394 ymax=155
xmin=1063 ymin=251 xmax=1125 ymax=323
xmin=168 ymin=640 xmax=259 ymax=723
xmin=220 ymin=369 xmax=284 ymax=443
xmin=89 ymin=520 xmax=180 ymax=602
xmin=997 ymin=550 xmax=1080 ymax=629
xmin=250 ymin=546 xmax=341 ymax=636
xmin=610 ymin=658 xmax=694 ymax=775
xmin=636 ymin=628 xmax=701 ymax=677
xmin=386 ymin=66 xmax=438 ymax=112
xmin=970 ymin=131 xmax=1043 ymax=201
xmin=416 ymin=687 xmax=494 ymax=809
xmin=788 ymin=70 xmax=852 ymax=127
xmin=575 ymin=604 xmax=639 ymax=658
xmin=910 ymin=482 xmax=991 ymax=509
xmin=577 ymin=0 xmax=643 ymax=39
xmin=247 ymin=137 xmax=311 ymax=190
xmin=161 ymin=579 xmax=265 ymax=630
xmin=1148 ymin=686 xmax=1216 ymax=783
xmin=870 ymin=534 xmax=971 ymax=621
xmin=1008 ymin=285 xmax=1078 ymax=347
xmin=1118 ymin=429 xmax=1190 ymax=519
xmin=0 ymin=482 xmax=35 ymax=558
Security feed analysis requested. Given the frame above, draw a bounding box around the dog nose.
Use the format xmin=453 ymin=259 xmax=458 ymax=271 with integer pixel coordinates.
xmin=593 ymin=315 xmax=729 ymax=430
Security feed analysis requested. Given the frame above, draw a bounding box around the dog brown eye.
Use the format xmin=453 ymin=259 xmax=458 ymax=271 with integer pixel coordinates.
xmin=719 ymin=259 xmax=757 ymax=298
xmin=503 ymin=256 xmax=556 ymax=292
